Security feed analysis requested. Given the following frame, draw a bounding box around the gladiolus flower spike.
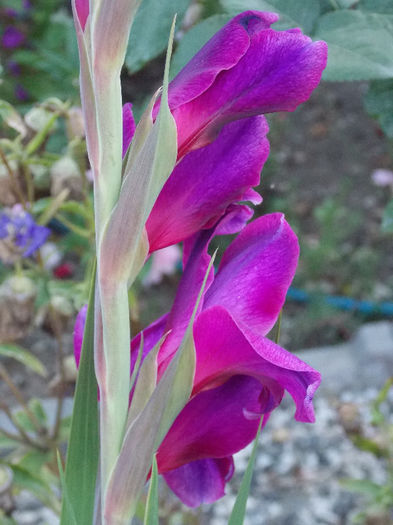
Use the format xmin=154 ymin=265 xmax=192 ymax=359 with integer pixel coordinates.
xmin=75 ymin=213 xmax=321 ymax=507
xmin=73 ymin=7 xmax=327 ymax=514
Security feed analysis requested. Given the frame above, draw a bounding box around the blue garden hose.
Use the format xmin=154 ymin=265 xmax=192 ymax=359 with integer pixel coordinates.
xmin=287 ymin=287 xmax=393 ymax=317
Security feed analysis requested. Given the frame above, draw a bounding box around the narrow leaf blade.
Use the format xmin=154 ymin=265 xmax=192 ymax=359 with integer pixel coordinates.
xmin=144 ymin=455 xmax=159 ymax=525
xmin=57 ymin=450 xmax=77 ymax=525
xmin=228 ymin=416 xmax=264 ymax=525
xmin=0 ymin=344 xmax=47 ymax=377
xmin=60 ymin=264 xmax=98 ymax=525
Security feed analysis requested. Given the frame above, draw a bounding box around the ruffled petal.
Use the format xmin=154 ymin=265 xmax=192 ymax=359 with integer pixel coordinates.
xmin=205 ymin=213 xmax=299 ymax=336
xmin=193 ymin=306 xmax=320 ymax=423
xmin=157 ymin=375 xmax=267 ymax=472
xmin=163 ymin=457 xmax=234 ymax=508
xmin=146 ymin=116 xmax=268 ymax=252
xmin=157 ymin=206 xmax=251 ymax=367
xmin=170 ymin=12 xmax=327 ymax=156
xmin=165 ymin=11 xmax=278 ymax=112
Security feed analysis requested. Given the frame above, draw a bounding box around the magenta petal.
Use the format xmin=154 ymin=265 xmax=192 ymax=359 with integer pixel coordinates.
xmin=169 ymin=11 xmax=327 ymax=156
xmin=163 ymin=457 xmax=234 ymax=508
xmin=157 ymin=375 xmax=266 ymax=471
xmin=158 ymin=206 xmax=251 ymax=368
xmin=167 ymin=11 xmax=278 ymax=112
xmin=205 ymin=213 xmax=299 ymax=336
xmin=73 ymin=305 xmax=87 ymax=367
xmin=146 ymin=116 xmax=268 ymax=252
xmin=193 ymin=306 xmax=320 ymax=422
xmin=192 ymin=29 xmax=328 ymax=124
xmin=122 ymin=103 xmax=136 ymax=158
xmin=75 ymin=0 xmax=89 ymax=30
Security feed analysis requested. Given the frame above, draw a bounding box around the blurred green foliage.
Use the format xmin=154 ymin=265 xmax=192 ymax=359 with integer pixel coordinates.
xmin=0 ymin=0 xmax=79 ymax=105
xmin=342 ymin=378 xmax=393 ymax=524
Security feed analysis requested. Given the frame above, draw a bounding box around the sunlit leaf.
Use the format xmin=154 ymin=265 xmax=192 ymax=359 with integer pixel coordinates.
xmin=0 ymin=344 xmax=47 ymax=377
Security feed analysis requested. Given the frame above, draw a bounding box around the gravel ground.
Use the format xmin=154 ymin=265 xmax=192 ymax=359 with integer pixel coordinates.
xmin=9 ymin=322 xmax=393 ymax=525
xmin=211 ymin=391 xmax=390 ymax=525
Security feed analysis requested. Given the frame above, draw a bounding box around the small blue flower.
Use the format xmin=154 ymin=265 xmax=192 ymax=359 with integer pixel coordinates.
xmin=0 ymin=205 xmax=50 ymax=261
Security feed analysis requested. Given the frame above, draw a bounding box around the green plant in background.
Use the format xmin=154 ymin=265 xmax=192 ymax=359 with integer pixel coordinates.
xmin=0 ymin=97 xmax=95 ymax=518
xmin=299 ymin=196 xmax=379 ymax=297
xmin=342 ymin=378 xmax=393 ymax=524
xmin=0 ymin=0 xmax=79 ymax=104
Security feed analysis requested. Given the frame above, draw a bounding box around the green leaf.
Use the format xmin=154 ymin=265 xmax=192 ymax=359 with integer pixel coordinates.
xmin=364 ymin=80 xmax=393 ymax=138
xmin=29 ymin=399 xmax=48 ymax=428
xmin=381 ymin=199 xmax=393 ymax=233
xmin=341 ymin=478 xmax=383 ymax=497
xmin=11 ymin=464 xmax=60 ymax=513
xmin=144 ymin=455 xmax=159 ymax=525
xmin=125 ymin=0 xmax=192 ymax=73
xmin=221 ymin=0 xmax=320 ymax=33
xmin=57 ymin=450 xmax=77 ymax=525
xmin=0 ymin=436 xmax=19 ymax=449
xmin=0 ymin=100 xmax=26 ymax=136
xmin=0 ymin=344 xmax=47 ymax=377
xmin=228 ymin=416 xmax=264 ymax=525
xmin=314 ymin=11 xmax=393 ymax=81
xmin=60 ymin=264 xmax=98 ymax=525
xmin=171 ymin=14 xmax=233 ymax=77
xmin=359 ymin=0 xmax=393 ymax=14
xmin=351 ymin=435 xmax=388 ymax=458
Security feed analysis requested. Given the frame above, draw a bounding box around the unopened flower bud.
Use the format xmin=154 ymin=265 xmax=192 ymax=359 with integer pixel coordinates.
xmin=50 ymin=295 xmax=74 ymax=317
xmin=67 ymin=106 xmax=85 ymax=139
xmin=30 ymin=164 xmax=50 ymax=190
xmin=0 ymin=160 xmax=20 ymax=206
xmin=24 ymin=107 xmax=53 ymax=132
xmin=50 ymin=156 xmax=84 ymax=201
xmin=0 ymin=275 xmax=36 ymax=341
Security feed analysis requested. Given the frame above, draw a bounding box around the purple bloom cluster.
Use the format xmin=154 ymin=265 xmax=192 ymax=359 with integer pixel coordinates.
xmin=1 ymin=26 xmax=25 ymax=49
xmin=1 ymin=0 xmax=31 ymax=101
xmin=0 ymin=205 xmax=50 ymax=260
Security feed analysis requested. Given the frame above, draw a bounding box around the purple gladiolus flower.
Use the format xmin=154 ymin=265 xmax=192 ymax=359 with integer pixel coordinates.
xmin=123 ymin=106 xmax=269 ymax=253
xmin=0 ymin=205 xmax=50 ymax=263
xmin=145 ymin=10 xmax=327 ymax=159
xmin=74 ymin=212 xmax=320 ymax=506
xmin=121 ymin=10 xmax=327 ymax=251
xmin=146 ymin=115 xmax=269 ymax=252
xmin=2 ymin=26 xmax=25 ymax=48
